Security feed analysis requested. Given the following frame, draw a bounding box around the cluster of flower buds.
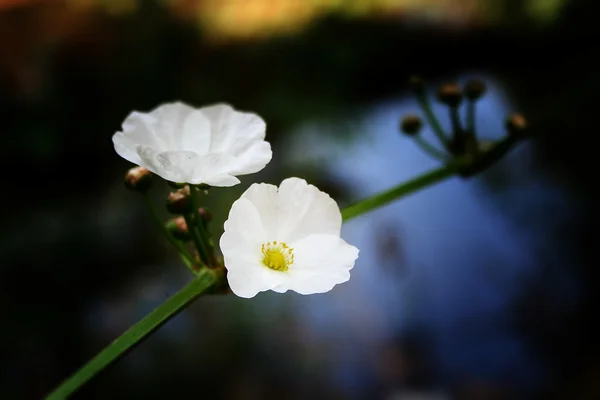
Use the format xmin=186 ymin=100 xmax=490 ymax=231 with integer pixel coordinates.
xmin=123 ymin=167 xmax=220 ymax=273
xmin=399 ymin=76 xmax=528 ymax=177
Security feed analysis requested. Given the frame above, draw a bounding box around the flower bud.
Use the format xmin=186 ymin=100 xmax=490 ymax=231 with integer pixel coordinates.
xmin=166 ymin=186 xmax=192 ymax=214
xmin=400 ymin=114 xmax=423 ymax=136
xmin=124 ymin=166 xmax=153 ymax=192
xmin=465 ymin=79 xmax=486 ymax=101
xmin=165 ymin=216 xmax=189 ymax=240
xmin=436 ymin=83 xmax=463 ymax=107
xmin=197 ymin=208 xmax=213 ymax=224
xmin=505 ymin=113 xmax=527 ymax=137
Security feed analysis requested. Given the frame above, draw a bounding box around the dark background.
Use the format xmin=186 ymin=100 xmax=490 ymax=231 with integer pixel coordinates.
xmin=1 ymin=0 xmax=599 ymax=399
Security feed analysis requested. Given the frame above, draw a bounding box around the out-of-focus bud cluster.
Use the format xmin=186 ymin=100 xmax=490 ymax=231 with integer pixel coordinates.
xmin=398 ymin=75 xmax=528 ymax=177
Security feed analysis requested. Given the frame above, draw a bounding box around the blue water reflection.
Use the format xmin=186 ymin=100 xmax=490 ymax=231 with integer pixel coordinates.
xmin=283 ymin=77 xmax=577 ymax=395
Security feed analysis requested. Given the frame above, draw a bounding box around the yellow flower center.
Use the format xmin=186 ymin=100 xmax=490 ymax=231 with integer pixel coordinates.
xmin=261 ymin=241 xmax=294 ymax=271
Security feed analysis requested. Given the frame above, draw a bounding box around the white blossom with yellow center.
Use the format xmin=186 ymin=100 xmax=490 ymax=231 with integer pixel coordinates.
xmin=220 ymin=177 xmax=359 ymax=298
xmin=112 ymin=102 xmax=272 ymax=187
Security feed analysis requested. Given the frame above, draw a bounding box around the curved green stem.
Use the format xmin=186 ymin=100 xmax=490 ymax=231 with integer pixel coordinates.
xmin=143 ymin=193 xmax=194 ymax=271
xmin=46 ymin=141 xmax=525 ymax=399
xmin=46 ymin=268 xmax=217 ymax=400
xmin=341 ymin=164 xmax=458 ymax=221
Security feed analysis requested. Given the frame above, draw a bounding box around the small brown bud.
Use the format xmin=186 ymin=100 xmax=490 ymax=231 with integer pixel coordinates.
xmin=166 ymin=186 xmax=192 ymax=214
xmin=400 ymin=114 xmax=423 ymax=136
xmin=436 ymin=83 xmax=463 ymax=107
xmin=197 ymin=208 xmax=213 ymax=224
xmin=506 ymin=113 xmax=527 ymax=137
xmin=124 ymin=166 xmax=153 ymax=192
xmin=165 ymin=216 xmax=189 ymax=240
xmin=465 ymin=79 xmax=486 ymax=101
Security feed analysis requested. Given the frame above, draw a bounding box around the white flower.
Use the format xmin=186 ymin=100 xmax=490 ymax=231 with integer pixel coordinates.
xmin=220 ymin=177 xmax=359 ymax=298
xmin=112 ymin=102 xmax=272 ymax=187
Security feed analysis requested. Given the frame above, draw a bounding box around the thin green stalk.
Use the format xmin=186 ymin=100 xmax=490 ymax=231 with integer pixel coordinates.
xmin=449 ymin=106 xmax=463 ymax=137
xmin=46 ymin=268 xmax=217 ymax=400
xmin=464 ymin=101 xmax=479 ymax=156
xmin=466 ymin=100 xmax=476 ymax=136
xmin=190 ymin=186 xmax=217 ymax=265
xmin=416 ymin=93 xmax=449 ymax=149
xmin=413 ymin=136 xmax=450 ymax=162
xmin=184 ymin=214 xmax=209 ymax=265
xmin=143 ymin=193 xmax=194 ymax=270
xmin=465 ymin=134 xmax=521 ymax=176
xmin=342 ymin=164 xmax=457 ymax=221
xmin=189 ymin=187 xmax=212 ymax=244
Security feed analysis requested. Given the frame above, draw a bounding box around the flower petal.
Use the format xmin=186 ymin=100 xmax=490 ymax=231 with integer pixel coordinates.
xmin=151 ymin=102 xmax=196 ymax=149
xmin=275 ymin=178 xmax=342 ymax=242
xmin=200 ymin=104 xmax=266 ymax=154
xmin=228 ymin=141 xmax=272 ymax=176
xmin=227 ymin=265 xmax=286 ymax=299
xmin=113 ymin=111 xmax=164 ymax=165
xmin=187 ymin=152 xmax=239 ymax=185
xmin=180 ymin=110 xmax=211 ymax=154
xmin=155 ymin=150 xmax=200 ymax=183
xmin=284 ymin=234 xmax=359 ymax=295
xmin=220 ymin=198 xmax=284 ymax=298
xmin=238 ymin=182 xmax=280 ymax=238
xmin=221 ymin=197 xmax=268 ymax=251
xmin=201 ymin=174 xmax=240 ymax=187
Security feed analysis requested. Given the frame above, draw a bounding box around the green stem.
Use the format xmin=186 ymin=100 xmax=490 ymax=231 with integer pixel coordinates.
xmin=143 ymin=193 xmax=194 ymax=271
xmin=190 ymin=188 xmax=213 ymax=244
xmin=341 ymin=164 xmax=458 ymax=221
xmin=464 ymin=101 xmax=479 ymax=156
xmin=450 ymin=106 xmax=463 ymax=137
xmin=464 ymin=134 xmax=521 ymax=176
xmin=189 ymin=186 xmax=217 ymax=266
xmin=466 ymin=100 xmax=476 ymax=136
xmin=184 ymin=214 xmax=209 ymax=265
xmin=416 ymin=93 xmax=449 ymax=149
xmin=413 ymin=136 xmax=450 ymax=162
xmin=46 ymin=268 xmax=217 ymax=400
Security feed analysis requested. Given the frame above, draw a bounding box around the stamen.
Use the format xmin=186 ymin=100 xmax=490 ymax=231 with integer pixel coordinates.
xmin=261 ymin=241 xmax=294 ymax=271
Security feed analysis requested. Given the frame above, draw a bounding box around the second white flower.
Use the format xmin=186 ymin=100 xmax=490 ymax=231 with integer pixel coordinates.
xmin=220 ymin=177 xmax=359 ymax=298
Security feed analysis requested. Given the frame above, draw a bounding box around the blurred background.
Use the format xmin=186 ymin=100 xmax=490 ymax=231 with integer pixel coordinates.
xmin=1 ymin=0 xmax=599 ymax=399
